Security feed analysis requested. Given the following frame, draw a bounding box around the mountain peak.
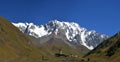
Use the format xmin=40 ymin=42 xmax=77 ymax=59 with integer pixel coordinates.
xmin=48 ymin=20 xmax=80 ymax=28
xmin=13 ymin=20 xmax=108 ymax=50
xmin=49 ymin=19 xmax=61 ymax=23
xmin=117 ymin=31 xmax=120 ymax=35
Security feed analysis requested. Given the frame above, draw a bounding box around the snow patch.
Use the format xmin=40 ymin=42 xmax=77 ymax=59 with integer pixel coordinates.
xmin=81 ymin=31 xmax=94 ymax=50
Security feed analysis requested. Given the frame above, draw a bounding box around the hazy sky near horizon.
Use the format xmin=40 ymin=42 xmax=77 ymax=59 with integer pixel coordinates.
xmin=0 ymin=0 xmax=120 ymax=36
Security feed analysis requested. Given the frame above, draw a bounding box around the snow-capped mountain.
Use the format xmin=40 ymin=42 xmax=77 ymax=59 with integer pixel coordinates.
xmin=12 ymin=20 xmax=108 ymax=50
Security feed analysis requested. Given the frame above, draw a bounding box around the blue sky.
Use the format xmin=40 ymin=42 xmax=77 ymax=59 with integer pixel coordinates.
xmin=0 ymin=0 xmax=120 ymax=36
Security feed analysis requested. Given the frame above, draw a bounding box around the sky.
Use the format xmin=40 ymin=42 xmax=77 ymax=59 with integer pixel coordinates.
xmin=0 ymin=0 xmax=120 ymax=36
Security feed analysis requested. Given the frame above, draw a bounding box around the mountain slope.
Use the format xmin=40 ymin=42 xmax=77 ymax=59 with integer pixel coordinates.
xmin=0 ymin=17 xmax=91 ymax=62
xmin=13 ymin=20 xmax=108 ymax=50
xmin=0 ymin=17 xmax=48 ymax=62
xmin=84 ymin=31 xmax=120 ymax=62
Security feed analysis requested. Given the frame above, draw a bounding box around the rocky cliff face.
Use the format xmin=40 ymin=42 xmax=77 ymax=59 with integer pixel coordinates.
xmin=13 ymin=20 xmax=108 ymax=50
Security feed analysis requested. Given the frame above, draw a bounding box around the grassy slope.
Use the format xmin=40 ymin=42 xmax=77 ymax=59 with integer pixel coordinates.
xmin=84 ymin=32 xmax=120 ymax=62
xmin=0 ymin=17 xmax=86 ymax=62
xmin=29 ymin=37 xmax=86 ymax=62
xmin=0 ymin=17 xmax=45 ymax=62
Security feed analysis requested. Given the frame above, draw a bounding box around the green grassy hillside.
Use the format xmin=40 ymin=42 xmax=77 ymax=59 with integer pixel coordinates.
xmin=38 ymin=38 xmax=84 ymax=62
xmin=84 ymin=32 xmax=120 ymax=62
xmin=29 ymin=36 xmax=88 ymax=62
xmin=0 ymin=16 xmax=46 ymax=62
xmin=0 ymin=16 xmax=85 ymax=62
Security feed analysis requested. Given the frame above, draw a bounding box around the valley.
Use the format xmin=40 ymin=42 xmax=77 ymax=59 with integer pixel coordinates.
xmin=0 ymin=16 xmax=119 ymax=62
